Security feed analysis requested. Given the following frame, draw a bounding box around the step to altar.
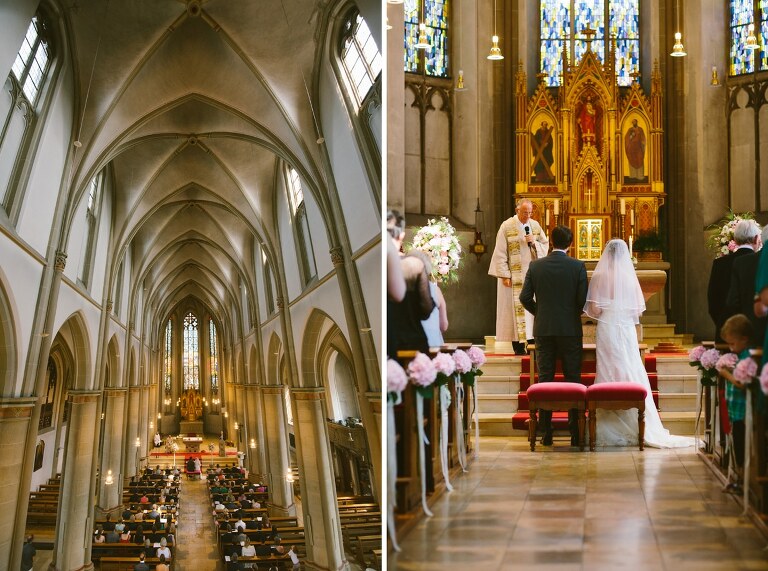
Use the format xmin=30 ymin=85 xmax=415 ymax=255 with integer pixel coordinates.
xmin=475 ymin=349 xmax=699 ymax=437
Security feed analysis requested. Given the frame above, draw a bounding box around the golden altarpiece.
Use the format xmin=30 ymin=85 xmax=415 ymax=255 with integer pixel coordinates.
xmin=514 ymin=35 xmax=665 ymax=260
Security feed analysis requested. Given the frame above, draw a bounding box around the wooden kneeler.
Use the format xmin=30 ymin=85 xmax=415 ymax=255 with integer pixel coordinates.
xmin=527 ymin=382 xmax=587 ymax=451
xmin=587 ymin=383 xmax=647 ymax=451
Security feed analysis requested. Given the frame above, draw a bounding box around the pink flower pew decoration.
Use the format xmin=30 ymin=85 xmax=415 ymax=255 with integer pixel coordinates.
xmin=387 ymin=359 xmax=408 ymax=395
xmin=408 ymin=352 xmax=437 ymax=397
xmin=715 ymin=353 xmax=739 ymax=372
xmin=733 ymin=357 xmax=758 ymax=384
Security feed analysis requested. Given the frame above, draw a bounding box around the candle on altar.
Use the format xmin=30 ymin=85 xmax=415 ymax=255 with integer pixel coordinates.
xmin=630 ymin=209 xmax=635 ymax=226
xmin=545 ymin=209 xmax=550 ymax=225
xmin=620 ymin=198 xmax=626 ymax=215
xmin=554 ymin=198 xmax=559 ymax=215
xmin=629 ymin=235 xmax=633 ymax=258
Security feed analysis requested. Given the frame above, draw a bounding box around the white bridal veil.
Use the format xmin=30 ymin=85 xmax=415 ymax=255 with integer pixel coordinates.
xmin=584 ymin=239 xmax=645 ymax=323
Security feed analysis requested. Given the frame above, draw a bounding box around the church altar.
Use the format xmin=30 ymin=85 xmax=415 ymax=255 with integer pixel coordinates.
xmin=182 ymin=435 xmax=203 ymax=452
xmin=514 ymin=32 xmax=665 ymax=260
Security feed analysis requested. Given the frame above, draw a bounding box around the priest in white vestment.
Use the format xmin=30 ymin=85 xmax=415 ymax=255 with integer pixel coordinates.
xmin=489 ymin=199 xmax=549 ymax=352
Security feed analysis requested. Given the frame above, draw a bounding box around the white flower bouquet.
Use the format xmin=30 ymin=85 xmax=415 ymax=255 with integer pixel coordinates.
xmin=408 ymin=217 xmax=462 ymax=284
xmin=706 ymin=211 xmax=756 ymax=258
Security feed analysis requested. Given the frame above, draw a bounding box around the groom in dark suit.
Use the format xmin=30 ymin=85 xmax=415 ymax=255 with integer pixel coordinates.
xmin=520 ymin=225 xmax=588 ymax=446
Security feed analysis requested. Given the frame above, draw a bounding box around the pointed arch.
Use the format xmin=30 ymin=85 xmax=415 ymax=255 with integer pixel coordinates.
xmin=52 ymin=312 xmax=91 ymax=391
xmin=0 ymin=270 xmax=20 ymax=397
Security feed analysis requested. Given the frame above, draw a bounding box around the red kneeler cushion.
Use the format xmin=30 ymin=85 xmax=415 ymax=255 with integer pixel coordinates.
xmin=587 ymin=382 xmax=647 ymax=401
xmin=527 ymin=382 xmax=587 ymax=401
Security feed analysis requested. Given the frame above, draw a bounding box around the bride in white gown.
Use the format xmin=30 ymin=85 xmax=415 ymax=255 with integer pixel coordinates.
xmin=585 ymin=239 xmax=693 ymax=448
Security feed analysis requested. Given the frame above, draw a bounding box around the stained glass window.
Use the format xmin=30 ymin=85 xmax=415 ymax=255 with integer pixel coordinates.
xmin=404 ymin=0 xmax=449 ymax=77
xmin=164 ymin=320 xmax=172 ymax=393
xmin=183 ymin=312 xmax=199 ymax=390
xmin=341 ymin=11 xmax=381 ymax=108
xmin=11 ymin=16 xmax=50 ymax=104
xmin=730 ymin=1 xmax=768 ymax=75
xmin=540 ymin=1 xmax=639 ymax=87
xmin=209 ymin=320 xmax=219 ymax=393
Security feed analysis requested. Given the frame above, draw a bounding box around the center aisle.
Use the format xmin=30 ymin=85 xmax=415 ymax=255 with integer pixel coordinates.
xmin=174 ymin=475 xmax=224 ymax=570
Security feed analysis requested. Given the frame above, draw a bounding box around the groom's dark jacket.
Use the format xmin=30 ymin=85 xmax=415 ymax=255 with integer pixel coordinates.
xmin=519 ymin=250 xmax=588 ymax=337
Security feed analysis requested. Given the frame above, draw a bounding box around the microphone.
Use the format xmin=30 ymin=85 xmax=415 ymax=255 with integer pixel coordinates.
xmin=525 ymin=225 xmax=538 ymax=259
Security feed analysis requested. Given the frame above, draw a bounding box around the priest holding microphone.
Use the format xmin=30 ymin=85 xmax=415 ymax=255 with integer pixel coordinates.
xmin=489 ymin=198 xmax=550 ymax=354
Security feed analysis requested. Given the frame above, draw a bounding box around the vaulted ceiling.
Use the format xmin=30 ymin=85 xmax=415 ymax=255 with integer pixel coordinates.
xmin=62 ymin=0 xmax=330 ymax=339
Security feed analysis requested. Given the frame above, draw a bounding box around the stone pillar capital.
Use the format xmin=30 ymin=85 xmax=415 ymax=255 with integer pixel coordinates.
xmin=105 ymin=299 xmax=113 ymax=313
xmin=276 ymin=296 xmax=285 ymax=310
xmin=329 ymin=246 xmax=344 ymax=266
xmin=292 ymin=387 xmax=326 ymax=401
xmin=54 ymin=250 xmax=67 ymax=272
xmin=262 ymin=384 xmax=286 ymax=395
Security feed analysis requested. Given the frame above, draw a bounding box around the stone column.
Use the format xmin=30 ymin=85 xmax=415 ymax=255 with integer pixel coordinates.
xmin=244 ymin=384 xmax=265 ymax=476
xmin=140 ymin=385 xmax=149 ymax=462
xmin=292 ymin=388 xmax=345 ymax=571
xmin=124 ymin=387 xmax=140 ymax=476
xmin=99 ymin=388 xmax=126 ymax=510
xmin=55 ymin=391 xmax=99 ymax=571
xmin=235 ymin=384 xmax=245 ymax=450
xmin=0 ymin=398 xmax=37 ymax=569
xmin=262 ymin=385 xmax=294 ymax=515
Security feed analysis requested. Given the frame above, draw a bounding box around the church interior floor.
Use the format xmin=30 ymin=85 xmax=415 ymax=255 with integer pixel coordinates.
xmin=390 ymin=436 xmax=768 ymax=571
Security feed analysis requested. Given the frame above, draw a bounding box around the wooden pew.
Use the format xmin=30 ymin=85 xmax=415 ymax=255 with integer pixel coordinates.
xmin=100 ymin=556 xmax=173 ymax=571
xmin=337 ymin=503 xmax=379 ymax=513
xmin=355 ymin=535 xmax=382 ymax=564
xmin=91 ymin=543 xmax=175 ymax=561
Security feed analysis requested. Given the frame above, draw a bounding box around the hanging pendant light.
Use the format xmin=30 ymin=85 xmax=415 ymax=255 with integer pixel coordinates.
xmin=487 ymin=0 xmax=504 ymax=60
xmin=670 ymin=0 xmax=686 ymax=57
xmin=670 ymin=32 xmax=687 ymax=57
xmin=746 ymin=23 xmax=759 ymax=51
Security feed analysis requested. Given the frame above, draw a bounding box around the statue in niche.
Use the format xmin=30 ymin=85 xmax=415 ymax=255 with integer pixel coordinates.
xmin=577 ymin=95 xmax=601 ymax=153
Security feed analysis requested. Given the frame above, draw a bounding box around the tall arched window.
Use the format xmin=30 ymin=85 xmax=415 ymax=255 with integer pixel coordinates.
xmin=404 ymin=0 xmax=449 ymax=77
xmin=79 ymin=171 xmax=104 ymax=287
xmin=183 ymin=312 xmax=199 ymax=390
xmin=1 ymin=12 xmax=54 ymax=218
xmin=340 ymin=10 xmax=381 ymax=108
xmin=164 ymin=319 xmax=172 ymax=397
xmin=730 ymin=0 xmax=768 ymax=75
xmin=209 ymin=319 xmax=219 ymax=395
xmin=540 ymin=0 xmax=639 ymax=86
xmin=286 ymin=167 xmax=317 ymax=285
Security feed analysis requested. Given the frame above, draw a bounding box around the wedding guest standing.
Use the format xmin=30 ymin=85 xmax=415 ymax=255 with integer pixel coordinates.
xmin=489 ymin=199 xmax=549 ymax=354
xmin=727 ymin=224 xmax=768 ymax=345
xmin=386 ymin=210 xmax=434 ymax=357
xmin=407 ymin=249 xmax=449 ymax=347
xmin=708 ymin=219 xmax=760 ymax=343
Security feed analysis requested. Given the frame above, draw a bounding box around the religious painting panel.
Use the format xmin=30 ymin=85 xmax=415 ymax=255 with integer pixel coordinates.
xmin=33 ymin=439 xmax=44 ymax=471
xmin=621 ymin=113 xmax=649 ymax=184
xmin=529 ymin=112 xmax=557 ymax=185
xmin=573 ymin=216 xmax=608 ymax=261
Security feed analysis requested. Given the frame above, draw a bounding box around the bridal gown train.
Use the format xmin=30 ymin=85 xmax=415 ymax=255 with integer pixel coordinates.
xmin=594 ymin=307 xmax=693 ymax=448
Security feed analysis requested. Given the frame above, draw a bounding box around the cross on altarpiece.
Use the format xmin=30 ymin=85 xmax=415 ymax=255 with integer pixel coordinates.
xmin=582 ymin=27 xmax=597 ymax=50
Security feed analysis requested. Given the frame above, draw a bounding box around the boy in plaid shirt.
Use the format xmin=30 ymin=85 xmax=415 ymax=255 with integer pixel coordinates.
xmin=719 ymin=314 xmax=754 ymax=474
